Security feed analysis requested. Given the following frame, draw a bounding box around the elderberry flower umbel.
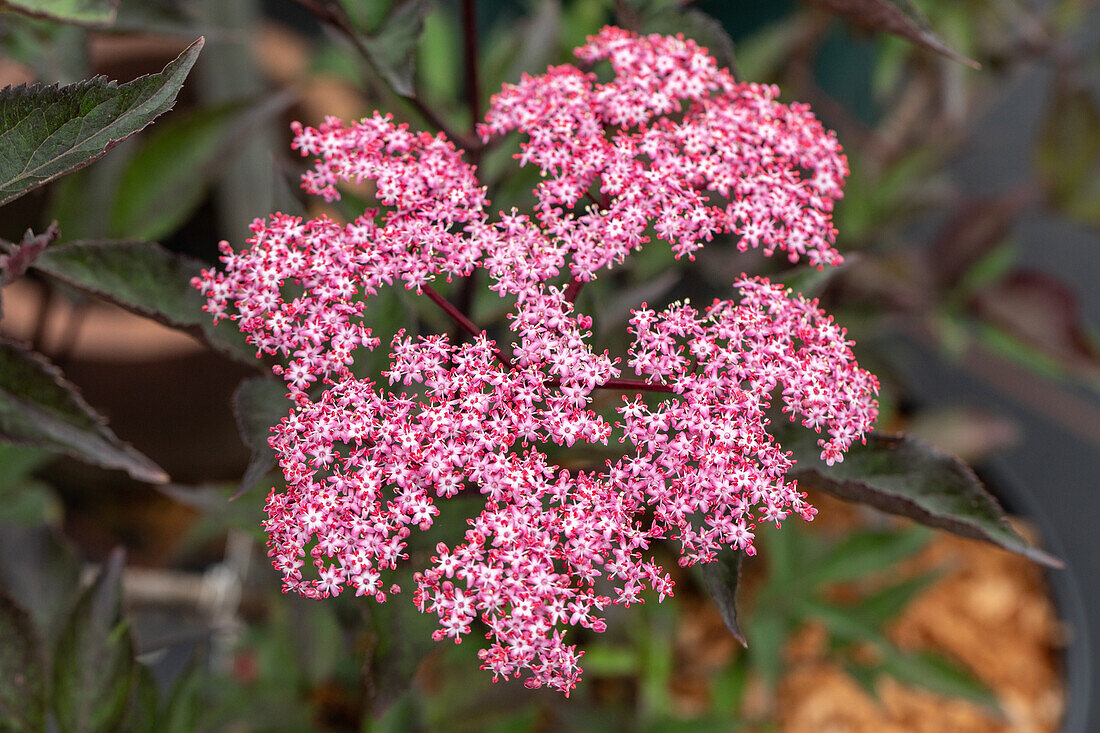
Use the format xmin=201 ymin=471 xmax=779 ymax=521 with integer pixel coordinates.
xmin=193 ymin=26 xmax=878 ymax=694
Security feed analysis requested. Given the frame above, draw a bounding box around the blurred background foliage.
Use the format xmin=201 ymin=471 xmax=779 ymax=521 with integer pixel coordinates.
xmin=0 ymin=0 xmax=1095 ymax=730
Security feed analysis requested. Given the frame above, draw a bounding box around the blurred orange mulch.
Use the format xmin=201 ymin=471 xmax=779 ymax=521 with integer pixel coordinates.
xmin=672 ymin=493 xmax=1065 ymax=733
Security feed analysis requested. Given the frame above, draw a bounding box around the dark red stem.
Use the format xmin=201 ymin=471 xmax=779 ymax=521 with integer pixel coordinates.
xmin=596 ymin=378 xmax=676 ymax=393
xmin=563 ymin=278 xmax=584 ymax=304
xmin=422 ymin=283 xmax=483 ymax=340
xmin=421 ymin=287 xmax=675 ymax=394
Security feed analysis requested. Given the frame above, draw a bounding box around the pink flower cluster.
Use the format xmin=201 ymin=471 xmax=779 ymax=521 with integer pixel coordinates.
xmin=193 ymin=27 xmax=877 ymax=694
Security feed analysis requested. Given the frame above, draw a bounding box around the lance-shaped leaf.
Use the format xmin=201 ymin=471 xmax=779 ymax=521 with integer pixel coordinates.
xmin=806 ymin=0 xmax=979 ymax=69
xmin=31 ymin=239 xmax=256 ymax=364
xmin=232 ymin=377 xmax=291 ymax=498
xmin=0 ymin=338 xmax=168 ymax=483
xmin=0 ymin=37 xmax=203 ymax=207
xmin=0 ymin=593 xmax=47 ymax=731
xmin=788 ymin=433 xmax=1062 ymax=568
xmin=120 ymin=663 xmax=159 ymax=733
xmin=0 ymin=0 xmax=118 ymax=26
xmin=806 ymin=527 xmax=930 ymax=586
xmin=52 ymin=549 xmax=135 ymax=733
xmin=698 ymin=549 xmax=747 ymax=647
xmin=799 ymin=597 xmax=999 ymax=710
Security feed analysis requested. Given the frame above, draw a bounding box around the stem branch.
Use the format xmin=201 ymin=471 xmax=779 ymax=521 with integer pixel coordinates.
xmin=422 ymin=283 xmax=483 ymax=340
xmin=293 ymin=0 xmax=471 ymax=147
xmin=461 ymin=0 xmax=481 ymax=138
xmin=420 ymin=287 xmax=675 ymax=394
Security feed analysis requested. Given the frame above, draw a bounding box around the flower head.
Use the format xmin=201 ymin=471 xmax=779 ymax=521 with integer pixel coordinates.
xmin=193 ymin=26 xmax=875 ymax=694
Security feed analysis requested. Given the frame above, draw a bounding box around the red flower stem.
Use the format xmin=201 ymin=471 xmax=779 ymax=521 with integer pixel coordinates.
xmin=563 ymin=278 xmax=584 ymax=304
xmin=422 ymin=282 xmax=514 ymax=369
xmin=595 ymin=378 xmax=676 ymax=393
xmin=421 ymin=285 xmax=674 ymax=393
xmin=422 ymin=283 xmax=483 ymax=340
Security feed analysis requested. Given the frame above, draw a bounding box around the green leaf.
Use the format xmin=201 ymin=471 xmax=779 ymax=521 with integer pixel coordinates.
xmin=806 ymin=0 xmax=979 ymax=68
xmin=643 ymin=713 xmax=742 ymax=733
xmin=841 ymin=659 xmax=880 ymax=700
xmin=758 ymin=520 xmax=807 ymax=586
xmin=416 ymin=6 xmax=461 ymax=104
xmin=710 ymin=654 xmax=748 ymax=715
xmin=108 ymin=104 xmax=241 ymax=241
xmin=799 ymin=596 xmax=888 ymax=647
xmin=0 ymin=524 xmax=80 ymax=641
xmin=45 ymin=141 xmax=131 ymax=241
xmin=745 ymin=612 xmax=785 ymax=691
xmin=579 ymin=646 xmax=638 ymax=676
xmin=0 ymin=338 xmax=169 ymax=483
xmin=698 ymin=549 xmax=747 ymax=646
xmin=52 ymin=549 xmax=135 ymax=733
xmin=161 ymin=663 xmax=202 ymax=733
xmin=0 ymin=37 xmax=203 ymax=207
xmin=806 ymin=597 xmax=999 ymax=710
xmin=0 ymin=0 xmax=118 ymax=27
xmin=808 ymin=527 xmax=930 ymax=586
xmin=788 ymin=433 xmax=1062 ymax=568
xmin=121 ymin=663 xmax=159 ymax=733
xmin=857 ymin=570 xmax=943 ymax=625
xmin=109 ymin=92 xmax=294 ymax=241
xmin=0 ymin=592 xmax=47 ymax=732
xmin=31 ymin=239 xmax=257 ymax=364
xmin=0 ymin=477 xmax=63 ymax=525
xmin=880 ymin=649 xmax=1000 ymax=711
xmin=0 ymin=442 xmax=53 ymax=492
xmin=231 ymin=377 xmax=291 ymax=498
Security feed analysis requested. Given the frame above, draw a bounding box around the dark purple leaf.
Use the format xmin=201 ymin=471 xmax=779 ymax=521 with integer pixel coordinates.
xmin=788 ymin=433 xmax=1063 ymax=568
xmin=0 ymin=39 xmax=204 ymax=207
xmin=699 ymin=549 xmax=747 ymax=647
xmin=806 ymin=0 xmax=979 ymax=68
xmin=0 ymin=338 xmax=168 ymax=483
